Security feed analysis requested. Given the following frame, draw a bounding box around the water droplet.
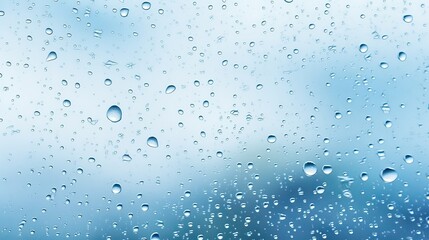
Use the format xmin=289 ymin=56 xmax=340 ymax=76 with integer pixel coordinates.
xmin=303 ymin=161 xmax=317 ymax=176
xmin=140 ymin=2 xmax=150 ymax=11
xmin=203 ymin=100 xmax=209 ymax=107
xmin=46 ymin=51 xmax=57 ymax=61
xmin=147 ymin=136 xmax=159 ymax=148
xmin=380 ymin=168 xmax=398 ymax=183
xmin=183 ymin=210 xmax=191 ymax=217
xmin=322 ymin=165 xmax=332 ymax=174
xmin=284 ymin=0 xmax=293 ymax=3
xmin=398 ymin=52 xmax=407 ymax=61
xmin=165 ymin=85 xmax=176 ymax=94
xmin=384 ymin=120 xmax=392 ymax=128
xmin=235 ymin=192 xmax=243 ymax=200
xmin=88 ymin=157 xmax=95 ymax=163
xmin=104 ymin=79 xmax=112 ymax=86
xmin=45 ymin=28 xmax=53 ymax=35
xmin=0 ymin=11 xmax=5 ymax=16
xmin=267 ymin=135 xmax=276 ymax=143
xmin=141 ymin=203 xmax=149 ymax=211
xmin=120 ymin=8 xmax=129 ymax=17
xmin=359 ymin=44 xmax=368 ymax=53
xmin=360 ymin=172 xmax=369 ymax=181
xmin=112 ymin=184 xmax=122 ymax=194
xmin=122 ymin=154 xmax=132 ymax=162
xmin=106 ymin=105 xmax=122 ymax=123
xmin=380 ymin=62 xmax=389 ymax=69
xmin=404 ymin=155 xmax=414 ymax=164
xmin=256 ymin=84 xmax=263 ymax=90
xmin=63 ymin=99 xmax=71 ymax=107
xmin=403 ymin=14 xmax=413 ymax=23
xmin=150 ymin=232 xmax=160 ymax=240
xmin=316 ymin=186 xmax=325 ymax=194
xmin=335 ymin=112 xmax=342 ymax=119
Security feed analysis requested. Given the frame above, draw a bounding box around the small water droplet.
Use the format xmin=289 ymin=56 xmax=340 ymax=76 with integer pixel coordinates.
xmin=45 ymin=28 xmax=53 ymax=35
xmin=63 ymin=99 xmax=71 ymax=107
xmin=322 ymin=165 xmax=332 ymax=174
xmin=142 ymin=2 xmax=152 ymax=10
xmin=404 ymin=155 xmax=414 ymax=164
xmin=267 ymin=135 xmax=276 ymax=143
xmin=380 ymin=62 xmax=389 ymax=69
xmin=360 ymin=172 xmax=369 ymax=181
xmin=303 ymin=161 xmax=317 ymax=176
xmin=141 ymin=203 xmax=149 ymax=211
xmin=359 ymin=44 xmax=368 ymax=53
xmin=235 ymin=192 xmax=243 ymax=200
xmin=112 ymin=184 xmax=122 ymax=194
xmin=380 ymin=168 xmax=398 ymax=183
xmin=398 ymin=52 xmax=407 ymax=61
xmin=147 ymin=136 xmax=159 ymax=148
xmin=122 ymin=154 xmax=132 ymax=162
xmin=256 ymin=84 xmax=263 ymax=90
xmin=284 ymin=0 xmax=293 ymax=3
xmin=335 ymin=112 xmax=342 ymax=119
xmin=104 ymin=79 xmax=112 ymax=86
xmin=107 ymin=105 xmax=122 ymax=123
xmin=403 ymin=14 xmax=413 ymax=23
xmin=165 ymin=85 xmax=176 ymax=94
xmin=120 ymin=8 xmax=129 ymax=17
xmin=384 ymin=120 xmax=392 ymax=128
xmin=150 ymin=232 xmax=160 ymax=240
xmin=46 ymin=51 xmax=57 ymax=61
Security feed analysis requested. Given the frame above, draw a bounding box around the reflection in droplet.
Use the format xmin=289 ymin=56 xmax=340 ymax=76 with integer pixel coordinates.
xmin=380 ymin=168 xmax=398 ymax=183
xmin=303 ymin=161 xmax=317 ymax=176
xmin=142 ymin=2 xmax=152 ymax=10
xmin=46 ymin=51 xmax=57 ymax=61
xmin=267 ymin=135 xmax=276 ymax=143
xmin=107 ymin=105 xmax=122 ymax=123
xmin=147 ymin=136 xmax=159 ymax=148
xmin=165 ymin=85 xmax=176 ymax=94
xmin=112 ymin=184 xmax=122 ymax=194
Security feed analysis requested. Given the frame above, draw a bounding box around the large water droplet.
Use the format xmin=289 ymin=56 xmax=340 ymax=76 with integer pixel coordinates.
xmin=165 ymin=85 xmax=176 ymax=94
xmin=359 ymin=44 xmax=368 ymax=53
xmin=322 ymin=165 xmax=332 ymax=174
xmin=147 ymin=136 xmax=159 ymax=148
xmin=303 ymin=161 xmax=317 ymax=176
xmin=46 ymin=51 xmax=57 ymax=61
xmin=112 ymin=184 xmax=122 ymax=194
xmin=404 ymin=155 xmax=414 ymax=164
xmin=267 ymin=135 xmax=276 ymax=143
xmin=150 ymin=232 xmax=160 ymax=240
xmin=142 ymin=2 xmax=152 ymax=10
xmin=120 ymin=8 xmax=129 ymax=17
xmin=403 ymin=14 xmax=413 ymax=23
xmin=107 ymin=105 xmax=122 ymax=123
xmin=398 ymin=52 xmax=407 ymax=61
xmin=380 ymin=168 xmax=398 ymax=183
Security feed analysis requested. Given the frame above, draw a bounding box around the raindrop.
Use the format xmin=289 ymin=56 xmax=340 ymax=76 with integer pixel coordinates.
xmin=120 ymin=8 xmax=129 ymax=17
xmin=380 ymin=62 xmax=389 ymax=69
xmin=147 ymin=136 xmax=159 ymax=148
xmin=142 ymin=2 xmax=152 ymax=10
xmin=360 ymin=172 xmax=369 ymax=181
xmin=404 ymin=155 xmax=414 ymax=164
xmin=106 ymin=105 xmax=122 ymax=123
xmin=303 ymin=161 xmax=317 ymax=176
xmin=380 ymin=168 xmax=398 ymax=183
xmin=112 ymin=184 xmax=122 ymax=194
xmin=322 ymin=165 xmax=332 ymax=174
xmin=122 ymin=154 xmax=132 ymax=162
xmin=150 ymin=232 xmax=160 ymax=240
xmin=256 ymin=84 xmax=263 ymax=90
xmin=359 ymin=44 xmax=368 ymax=53
xmin=45 ymin=28 xmax=53 ymax=35
xmin=63 ymin=99 xmax=71 ymax=107
xmin=104 ymin=79 xmax=112 ymax=86
xmin=141 ymin=204 xmax=149 ymax=212
xmin=46 ymin=51 xmax=57 ymax=61
xmin=165 ymin=85 xmax=176 ymax=94
xmin=403 ymin=14 xmax=413 ymax=23
xmin=398 ymin=52 xmax=407 ymax=61
xmin=267 ymin=135 xmax=276 ymax=143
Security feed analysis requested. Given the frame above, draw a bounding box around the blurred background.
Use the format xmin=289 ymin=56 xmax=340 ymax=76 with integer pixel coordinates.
xmin=0 ymin=0 xmax=428 ymax=239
